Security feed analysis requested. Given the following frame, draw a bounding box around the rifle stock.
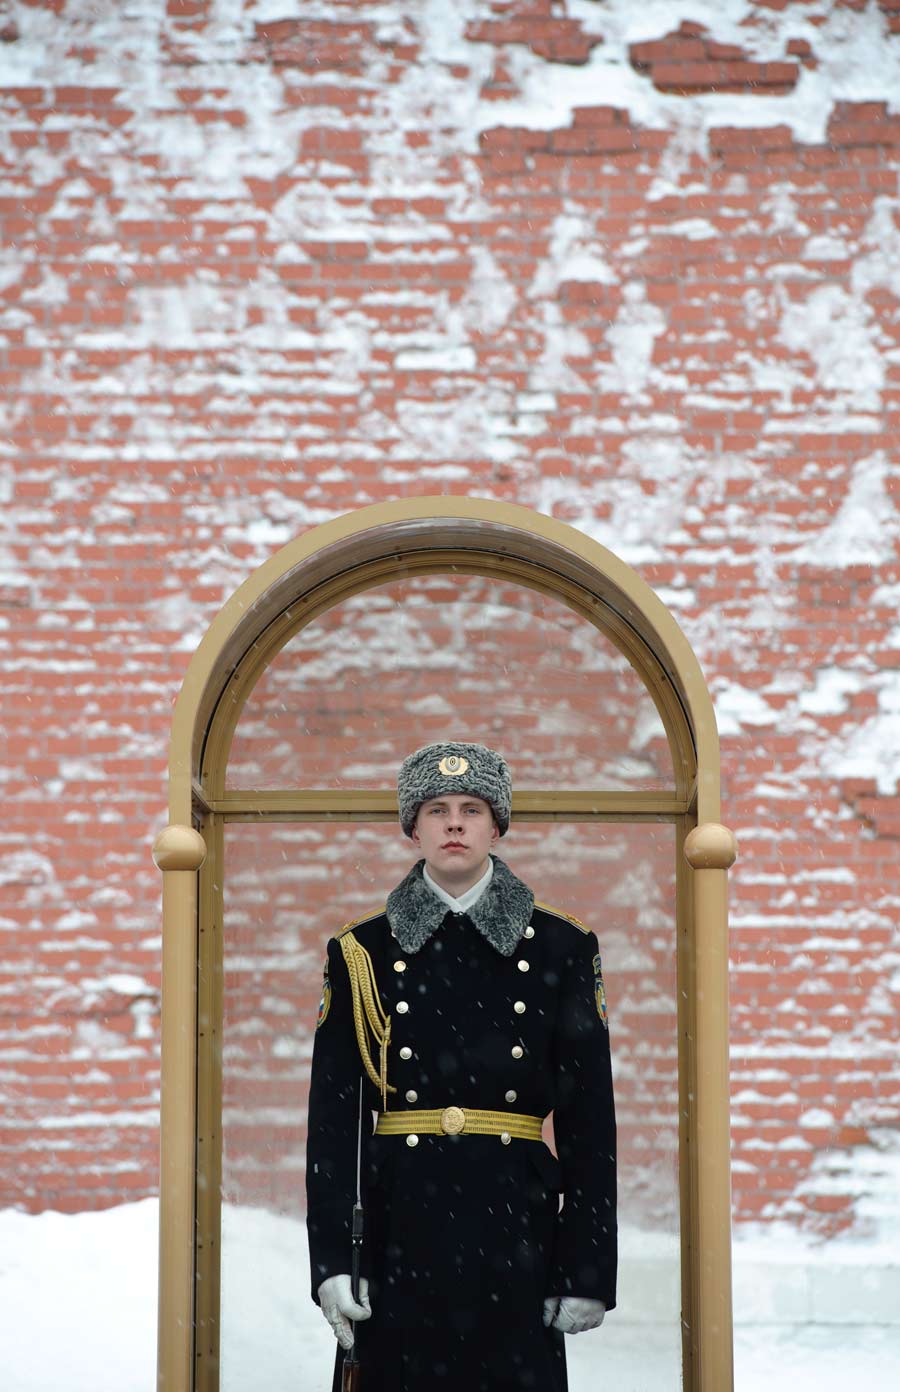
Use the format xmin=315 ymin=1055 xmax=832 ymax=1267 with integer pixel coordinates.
xmin=342 ymin=1193 xmax=365 ymax=1388
xmin=342 ymin=1080 xmax=366 ymax=1389
xmin=341 ymin=1355 xmax=361 ymax=1392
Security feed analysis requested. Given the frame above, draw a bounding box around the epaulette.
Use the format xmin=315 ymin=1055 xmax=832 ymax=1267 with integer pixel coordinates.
xmin=533 ymin=900 xmax=590 ymax=933
xmin=337 ymin=908 xmax=386 ymax=938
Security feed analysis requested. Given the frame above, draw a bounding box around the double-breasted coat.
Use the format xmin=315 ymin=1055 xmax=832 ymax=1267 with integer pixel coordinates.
xmin=306 ymin=855 xmax=617 ymax=1392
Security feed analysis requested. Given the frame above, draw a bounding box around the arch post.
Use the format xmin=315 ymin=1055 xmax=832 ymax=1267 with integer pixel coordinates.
xmin=153 ymin=826 xmax=208 ymax=1392
xmin=684 ymin=823 xmax=738 ymax=1392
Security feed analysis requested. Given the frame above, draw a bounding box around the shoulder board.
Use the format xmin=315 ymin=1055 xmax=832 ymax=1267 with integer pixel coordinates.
xmin=533 ymin=900 xmax=590 ymax=934
xmin=337 ymin=908 xmax=386 ymax=939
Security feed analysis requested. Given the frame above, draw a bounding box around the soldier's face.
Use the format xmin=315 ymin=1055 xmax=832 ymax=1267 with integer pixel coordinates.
xmin=411 ymin=794 xmax=500 ymax=885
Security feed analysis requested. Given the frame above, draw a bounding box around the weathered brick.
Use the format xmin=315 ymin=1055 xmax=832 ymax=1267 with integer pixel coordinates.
xmin=1 ymin=0 xmax=898 ymax=1241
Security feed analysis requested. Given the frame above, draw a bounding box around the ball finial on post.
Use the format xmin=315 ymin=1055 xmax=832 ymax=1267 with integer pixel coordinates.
xmin=684 ymin=823 xmax=737 ymax=871
xmin=153 ymin=825 xmax=207 ymax=873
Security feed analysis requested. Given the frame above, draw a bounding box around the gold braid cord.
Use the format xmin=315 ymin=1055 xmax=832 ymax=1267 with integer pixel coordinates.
xmin=339 ymin=932 xmax=396 ymax=1109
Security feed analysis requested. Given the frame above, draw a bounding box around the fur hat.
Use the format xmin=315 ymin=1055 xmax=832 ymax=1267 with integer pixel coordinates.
xmin=397 ymin=741 xmax=512 ymax=837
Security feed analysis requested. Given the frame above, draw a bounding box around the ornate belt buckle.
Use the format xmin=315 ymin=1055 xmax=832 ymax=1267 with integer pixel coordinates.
xmin=440 ymin=1105 xmax=466 ymax=1135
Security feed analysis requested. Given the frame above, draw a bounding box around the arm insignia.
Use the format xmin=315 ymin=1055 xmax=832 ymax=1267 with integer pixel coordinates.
xmin=593 ymin=953 xmax=609 ymax=1028
xmin=316 ymin=974 xmax=332 ymax=1029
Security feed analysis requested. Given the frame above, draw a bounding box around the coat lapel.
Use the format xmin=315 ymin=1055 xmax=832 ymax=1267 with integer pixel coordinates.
xmin=386 ymin=855 xmax=534 ymax=957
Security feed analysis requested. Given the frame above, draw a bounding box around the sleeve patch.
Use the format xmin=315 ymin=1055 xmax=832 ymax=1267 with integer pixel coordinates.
xmin=593 ymin=953 xmax=608 ymax=1028
xmin=316 ymin=971 xmax=332 ymax=1029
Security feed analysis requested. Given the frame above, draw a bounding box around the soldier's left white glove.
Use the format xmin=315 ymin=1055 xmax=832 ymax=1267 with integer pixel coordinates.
xmin=542 ymin=1295 xmax=606 ymax=1334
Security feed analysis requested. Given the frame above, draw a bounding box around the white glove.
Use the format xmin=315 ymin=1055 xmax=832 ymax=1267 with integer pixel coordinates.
xmin=542 ymin=1295 xmax=606 ymax=1334
xmin=317 ymin=1274 xmax=372 ymax=1350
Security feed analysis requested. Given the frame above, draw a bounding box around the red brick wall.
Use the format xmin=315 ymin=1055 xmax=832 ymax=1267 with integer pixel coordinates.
xmin=2 ymin=1 xmax=900 ymax=1239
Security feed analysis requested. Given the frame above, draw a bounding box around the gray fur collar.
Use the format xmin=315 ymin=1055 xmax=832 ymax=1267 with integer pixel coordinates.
xmin=386 ymin=855 xmax=534 ymax=957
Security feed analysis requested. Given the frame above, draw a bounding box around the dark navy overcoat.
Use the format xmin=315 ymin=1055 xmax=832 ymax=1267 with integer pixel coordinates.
xmin=306 ymin=856 xmax=617 ymax=1392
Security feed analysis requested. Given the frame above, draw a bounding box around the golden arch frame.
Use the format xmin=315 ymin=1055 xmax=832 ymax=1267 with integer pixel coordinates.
xmin=153 ymin=497 xmax=736 ymax=1392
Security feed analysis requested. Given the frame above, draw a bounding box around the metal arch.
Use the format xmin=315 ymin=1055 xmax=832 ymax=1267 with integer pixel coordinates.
xmin=198 ymin=548 xmax=696 ymax=811
xmin=168 ymin=498 xmax=721 ymax=823
xmin=158 ymin=497 xmax=734 ymax=1392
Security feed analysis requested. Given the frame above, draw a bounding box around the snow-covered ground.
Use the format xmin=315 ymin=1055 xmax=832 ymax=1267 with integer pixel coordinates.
xmin=2 ymin=1199 xmax=898 ymax=1391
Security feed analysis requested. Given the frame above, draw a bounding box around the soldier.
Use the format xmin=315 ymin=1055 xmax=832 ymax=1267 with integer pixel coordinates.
xmin=306 ymin=742 xmax=616 ymax=1391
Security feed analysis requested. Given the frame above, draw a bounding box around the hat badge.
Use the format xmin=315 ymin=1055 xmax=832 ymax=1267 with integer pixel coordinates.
xmin=438 ymin=754 xmax=469 ymax=776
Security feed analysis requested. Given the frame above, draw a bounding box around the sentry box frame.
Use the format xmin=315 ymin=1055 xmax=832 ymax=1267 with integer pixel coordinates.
xmin=154 ymin=497 xmax=736 ymax=1391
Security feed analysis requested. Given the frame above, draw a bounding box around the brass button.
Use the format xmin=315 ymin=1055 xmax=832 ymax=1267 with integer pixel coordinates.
xmin=514 ymin=1000 xmax=526 ymax=1014
xmin=394 ymin=960 xmax=406 ymax=972
xmin=400 ymin=1046 xmax=412 ymax=1060
xmin=524 ymin=926 xmax=535 ymax=939
xmin=511 ymin=1045 xmax=524 ymax=1059
xmin=500 ymin=1132 xmax=511 ymax=1145
xmin=505 ymin=1089 xmax=517 ymax=1103
xmin=396 ymin=1000 xmax=409 ymax=1014
xmin=405 ymin=1090 xmax=418 ymax=1104
xmin=517 ymin=960 xmax=529 ymax=973
xmin=406 ymin=1134 xmax=419 ymax=1148
xmin=440 ymin=1105 xmax=466 ymax=1135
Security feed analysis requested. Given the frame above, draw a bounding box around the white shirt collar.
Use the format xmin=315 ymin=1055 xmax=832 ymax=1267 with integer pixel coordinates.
xmin=423 ymin=858 xmax=493 ymax=914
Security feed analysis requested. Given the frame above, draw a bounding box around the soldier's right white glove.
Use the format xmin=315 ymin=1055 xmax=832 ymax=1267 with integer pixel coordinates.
xmin=542 ymin=1295 xmax=606 ymax=1333
xmin=317 ymin=1274 xmax=372 ymax=1350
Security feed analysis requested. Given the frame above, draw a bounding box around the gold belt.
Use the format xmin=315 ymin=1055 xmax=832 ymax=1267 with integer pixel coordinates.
xmin=376 ymin=1106 xmax=542 ymax=1141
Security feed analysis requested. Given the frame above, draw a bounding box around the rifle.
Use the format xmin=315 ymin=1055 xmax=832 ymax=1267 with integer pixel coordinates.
xmin=342 ymin=1077 xmax=365 ymax=1392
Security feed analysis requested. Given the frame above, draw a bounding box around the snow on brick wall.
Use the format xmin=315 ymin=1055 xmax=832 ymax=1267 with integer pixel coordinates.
xmin=2 ymin=0 xmax=900 ymax=1238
